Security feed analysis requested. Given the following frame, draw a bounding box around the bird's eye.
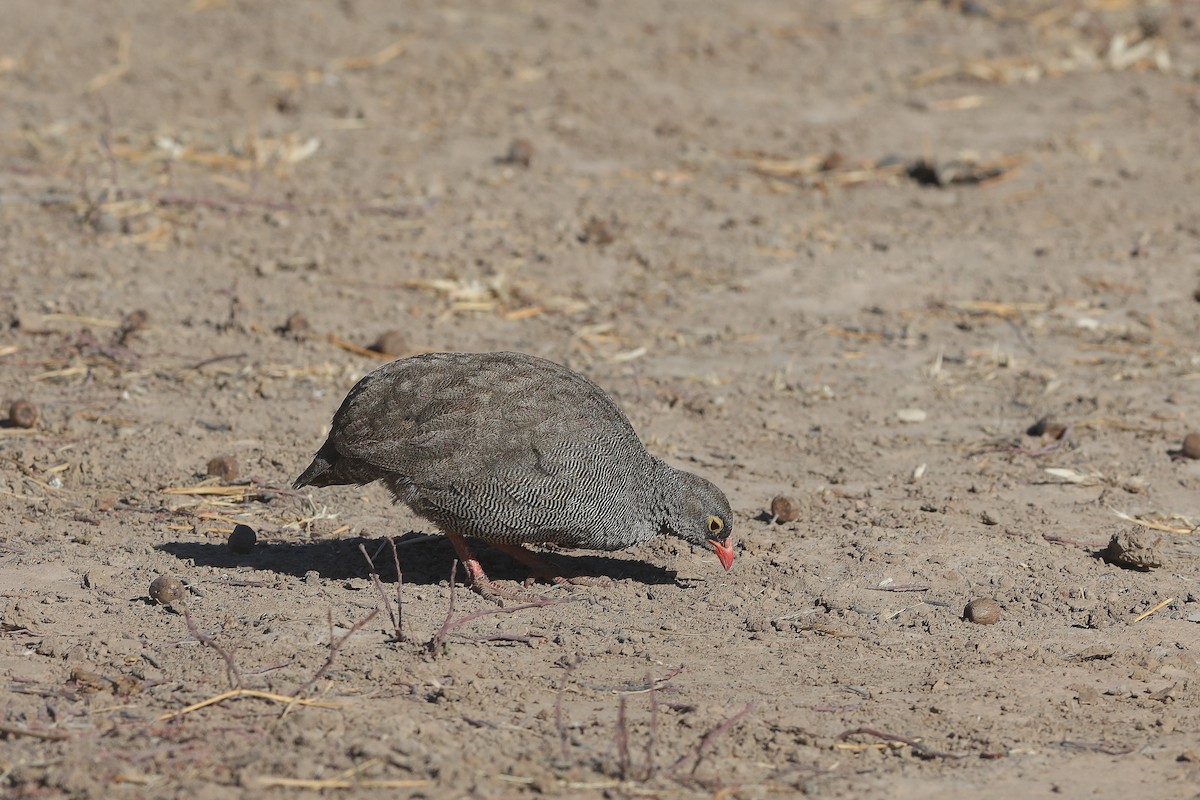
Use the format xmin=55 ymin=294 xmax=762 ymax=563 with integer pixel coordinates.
xmin=706 ymin=516 xmax=724 ymax=535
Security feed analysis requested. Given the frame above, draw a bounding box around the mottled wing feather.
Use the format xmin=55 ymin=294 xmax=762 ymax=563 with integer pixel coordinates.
xmin=327 ymin=352 xmax=638 ymax=490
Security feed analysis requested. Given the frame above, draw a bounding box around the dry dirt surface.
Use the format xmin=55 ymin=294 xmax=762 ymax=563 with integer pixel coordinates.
xmin=3 ymin=1 xmax=1200 ymax=798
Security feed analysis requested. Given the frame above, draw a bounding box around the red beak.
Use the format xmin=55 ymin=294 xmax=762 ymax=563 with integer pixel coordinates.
xmin=708 ymin=538 xmax=735 ymax=571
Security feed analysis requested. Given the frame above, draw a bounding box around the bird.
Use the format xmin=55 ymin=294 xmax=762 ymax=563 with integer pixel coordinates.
xmin=294 ymin=351 xmax=735 ymax=603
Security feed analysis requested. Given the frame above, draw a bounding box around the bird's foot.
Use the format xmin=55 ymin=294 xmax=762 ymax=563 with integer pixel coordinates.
xmin=443 ymin=531 xmax=549 ymax=607
xmin=466 ymin=576 xmax=545 ymax=607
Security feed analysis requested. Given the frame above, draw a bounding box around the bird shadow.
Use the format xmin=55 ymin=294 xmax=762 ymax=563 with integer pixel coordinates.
xmin=156 ymin=531 xmax=682 ymax=589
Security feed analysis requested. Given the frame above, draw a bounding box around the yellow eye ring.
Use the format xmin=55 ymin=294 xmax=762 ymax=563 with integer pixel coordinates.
xmin=706 ymin=516 xmax=724 ymax=535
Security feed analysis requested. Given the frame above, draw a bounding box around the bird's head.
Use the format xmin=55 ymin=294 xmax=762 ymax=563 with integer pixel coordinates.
xmin=667 ymin=470 xmax=735 ymax=571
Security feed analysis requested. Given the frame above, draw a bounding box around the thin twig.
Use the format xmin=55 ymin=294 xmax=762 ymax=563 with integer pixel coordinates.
xmin=671 ymin=702 xmax=756 ymax=775
xmin=1131 ymin=597 xmax=1174 ymax=623
xmin=427 ymin=560 xmax=460 ymax=655
xmin=183 ymin=352 xmax=248 ymax=371
xmin=643 ymin=671 xmax=659 ymax=781
xmin=555 ymin=659 xmax=579 ymax=763
xmin=425 ymin=562 xmax=576 ymax=655
xmin=616 ymin=696 xmax=631 ymax=780
xmin=295 ymin=608 xmax=380 ymax=696
xmin=837 ymin=726 xmax=963 ymax=759
xmin=1059 ymin=740 xmax=1133 ymax=756
xmin=0 ymin=721 xmax=75 ymax=741
xmin=181 ymin=605 xmax=243 ymax=688
xmin=1042 ymin=533 xmax=1104 ymax=548
xmin=470 ymin=633 xmax=544 ymax=645
xmin=359 ymin=542 xmax=399 ymax=640
xmin=388 ymin=536 xmax=404 ymax=642
xmin=867 ymin=584 xmax=929 ymax=593
xmin=157 ymin=689 xmax=343 ymax=721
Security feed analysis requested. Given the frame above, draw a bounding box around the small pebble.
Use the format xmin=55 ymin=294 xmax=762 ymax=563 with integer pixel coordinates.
xmin=206 ymin=455 xmax=239 ymax=482
xmin=1181 ymin=432 xmax=1200 ymax=460
xmin=228 ymin=524 xmax=257 ymax=554
xmin=1102 ymin=528 xmax=1163 ymax=571
xmin=580 ymin=217 xmax=614 ymax=245
xmin=895 ymin=408 xmax=927 ymax=424
xmin=149 ymin=575 xmax=186 ymax=605
xmin=769 ymin=495 xmax=800 ymax=523
xmin=1027 ymin=416 xmax=1066 ymax=439
xmin=501 ymin=138 xmax=534 ymax=167
xmin=282 ymin=311 xmax=310 ymax=337
xmin=90 ymin=210 xmax=120 ymax=234
xmin=963 ymin=598 xmax=1001 ymax=625
xmin=122 ymin=309 xmax=150 ymax=332
xmin=8 ymin=399 xmax=38 ymax=429
xmin=369 ymin=330 xmax=408 ymax=357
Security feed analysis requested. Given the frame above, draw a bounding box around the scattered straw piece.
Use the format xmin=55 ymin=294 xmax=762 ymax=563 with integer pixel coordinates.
xmin=250 ymin=757 xmax=429 ymax=789
xmin=1112 ymin=510 xmax=1195 ymax=535
xmin=1131 ymin=598 xmax=1174 ymax=624
xmin=42 ymin=313 xmax=122 ymax=328
xmin=161 ymin=485 xmax=252 ymax=498
xmin=253 ymin=777 xmax=430 ymax=789
xmin=158 ymin=689 xmax=344 ymax=721
xmin=328 ymin=333 xmax=391 ymax=360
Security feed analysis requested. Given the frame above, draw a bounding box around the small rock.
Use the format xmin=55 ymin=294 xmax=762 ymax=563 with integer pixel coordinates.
xmin=580 ymin=217 xmax=614 ymax=245
xmin=228 ymin=524 xmax=257 ymax=554
xmin=281 ymin=312 xmax=310 ymax=337
xmin=963 ymin=598 xmax=1001 ymax=625
xmin=149 ymin=575 xmax=186 ymax=605
xmin=1102 ymin=528 xmax=1163 ymax=571
xmin=94 ymin=492 xmax=119 ymax=512
xmin=1181 ymin=432 xmax=1200 ymax=459
xmin=368 ymin=330 xmax=408 ymax=357
xmin=8 ymin=399 xmax=38 ymax=429
xmin=206 ymin=455 xmax=239 ymax=482
xmin=500 ymin=138 xmax=534 ymax=167
xmin=896 ymin=408 xmax=926 ymax=424
xmin=90 ymin=211 xmax=120 ymax=234
xmin=1027 ymin=416 xmax=1066 ymax=439
xmin=769 ymin=495 xmax=801 ymax=523
xmin=122 ymin=309 xmax=150 ymax=332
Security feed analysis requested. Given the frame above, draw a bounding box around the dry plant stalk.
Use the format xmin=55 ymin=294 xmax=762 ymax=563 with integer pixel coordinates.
xmin=359 ymin=541 xmax=403 ymax=641
xmin=837 ymin=726 xmax=962 ymax=760
xmin=295 ymin=608 xmax=380 ymax=696
xmin=181 ymin=605 xmax=243 ymax=688
xmin=425 ymin=562 xmax=576 ymax=655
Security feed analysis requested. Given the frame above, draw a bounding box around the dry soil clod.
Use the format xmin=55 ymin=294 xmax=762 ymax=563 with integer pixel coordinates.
xmin=149 ymin=575 xmax=186 ymax=605
xmin=580 ymin=217 xmax=615 ymax=245
xmin=1028 ymin=416 xmax=1067 ymax=439
xmin=769 ymin=495 xmax=801 ymax=523
xmin=963 ymin=598 xmax=1001 ymax=625
xmin=206 ymin=455 xmax=239 ymax=482
xmin=281 ymin=311 xmax=310 ymax=337
xmin=368 ymin=330 xmax=408 ymax=357
xmin=8 ymin=399 xmax=38 ymax=429
xmin=1180 ymin=432 xmax=1200 ymax=460
xmin=500 ymin=138 xmax=534 ymax=167
xmin=228 ymin=524 xmax=257 ymax=553
xmin=1102 ymin=528 xmax=1163 ymax=571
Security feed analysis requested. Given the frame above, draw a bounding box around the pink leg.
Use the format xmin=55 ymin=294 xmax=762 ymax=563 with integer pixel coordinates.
xmin=442 ymin=531 xmax=539 ymax=606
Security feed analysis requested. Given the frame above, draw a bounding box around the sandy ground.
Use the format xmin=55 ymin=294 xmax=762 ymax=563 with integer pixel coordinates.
xmin=3 ymin=1 xmax=1200 ymax=797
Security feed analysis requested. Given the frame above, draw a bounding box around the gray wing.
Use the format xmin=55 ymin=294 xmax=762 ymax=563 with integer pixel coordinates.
xmin=328 ymin=352 xmax=640 ymax=489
